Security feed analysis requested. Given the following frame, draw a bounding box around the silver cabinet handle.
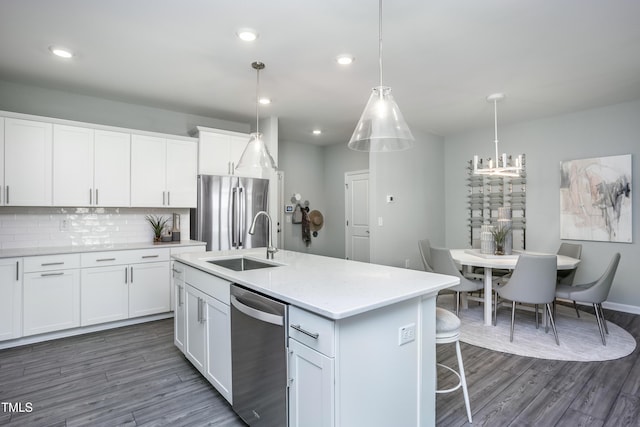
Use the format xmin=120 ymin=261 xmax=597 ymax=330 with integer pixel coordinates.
xmin=16 ymin=261 xmax=19 ymax=281
xmin=197 ymin=297 xmax=202 ymax=322
xmin=96 ymin=258 xmax=116 ymax=262
xmin=178 ymin=285 xmax=183 ymax=306
xmin=41 ymin=272 xmax=64 ymax=277
xmin=291 ymin=324 xmax=320 ymax=340
xmin=95 ymin=188 xmax=99 ymax=205
xmin=130 ymin=266 xmax=133 ymax=283
xmin=167 ymin=191 xmax=170 ymax=206
xmin=172 ymin=267 xmax=182 ymax=274
xmin=41 ymin=262 xmax=64 ymax=266
xmin=6 ymin=186 xmax=9 ymax=204
xmin=162 ymin=191 xmax=166 ymax=206
xmin=125 ymin=267 xmax=128 ymax=284
xmin=200 ymin=299 xmax=206 ymax=323
xmin=142 ymin=255 xmax=159 ymax=259
xmin=89 ymin=188 xmax=92 ymax=205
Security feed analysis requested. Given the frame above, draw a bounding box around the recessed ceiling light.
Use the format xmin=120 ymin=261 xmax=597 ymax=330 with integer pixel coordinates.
xmin=237 ymin=29 xmax=258 ymax=42
xmin=336 ymin=54 xmax=354 ymax=65
xmin=312 ymin=129 xmax=322 ymax=135
xmin=49 ymin=46 xmax=74 ymax=59
xmin=258 ymin=97 xmax=271 ymax=105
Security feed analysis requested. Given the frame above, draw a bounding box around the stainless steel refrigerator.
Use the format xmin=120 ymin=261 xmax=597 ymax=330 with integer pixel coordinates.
xmin=190 ymin=175 xmax=269 ymax=251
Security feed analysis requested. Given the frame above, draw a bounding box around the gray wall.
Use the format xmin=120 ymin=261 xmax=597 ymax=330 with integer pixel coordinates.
xmin=370 ymin=130 xmax=446 ymax=270
xmin=0 ymin=79 xmax=249 ymax=135
xmin=444 ymin=99 xmax=640 ymax=312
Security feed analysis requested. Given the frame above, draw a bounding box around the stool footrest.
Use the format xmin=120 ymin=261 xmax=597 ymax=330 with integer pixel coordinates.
xmin=435 ymin=363 xmax=462 ymax=394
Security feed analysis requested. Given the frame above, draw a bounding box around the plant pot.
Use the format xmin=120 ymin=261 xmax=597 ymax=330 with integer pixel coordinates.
xmin=494 ymin=244 xmax=504 ymax=256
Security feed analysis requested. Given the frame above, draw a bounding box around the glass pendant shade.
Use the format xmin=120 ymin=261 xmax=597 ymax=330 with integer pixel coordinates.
xmin=348 ymin=86 xmax=414 ymax=152
xmin=235 ymin=132 xmax=276 ymax=171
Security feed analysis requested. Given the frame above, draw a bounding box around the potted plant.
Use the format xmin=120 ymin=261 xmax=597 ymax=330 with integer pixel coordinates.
xmin=146 ymin=214 xmax=169 ymax=242
xmin=491 ymin=224 xmax=511 ymax=255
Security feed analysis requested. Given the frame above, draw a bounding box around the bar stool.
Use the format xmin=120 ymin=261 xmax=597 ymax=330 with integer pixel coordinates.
xmin=436 ymin=307 xmax=472 ymax=423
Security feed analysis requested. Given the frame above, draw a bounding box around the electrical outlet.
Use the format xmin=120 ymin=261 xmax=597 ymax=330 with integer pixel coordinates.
xmin=398 ymin=323 xmax=416 ymax=346
xmin=59 ymin=219 xmax=69 ymax=231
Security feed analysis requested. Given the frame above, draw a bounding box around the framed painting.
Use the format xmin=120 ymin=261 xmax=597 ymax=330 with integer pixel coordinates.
xmin=560 ymin=154 xmax=632 ymax=242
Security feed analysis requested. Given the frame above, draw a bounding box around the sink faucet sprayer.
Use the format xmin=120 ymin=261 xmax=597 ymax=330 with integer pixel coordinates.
xmin=249 ymin=211 xmax=278 ymax=259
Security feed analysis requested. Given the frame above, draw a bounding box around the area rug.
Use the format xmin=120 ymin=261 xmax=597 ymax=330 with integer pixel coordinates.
xmin=438 ymin=297 xmax=636 ymax=362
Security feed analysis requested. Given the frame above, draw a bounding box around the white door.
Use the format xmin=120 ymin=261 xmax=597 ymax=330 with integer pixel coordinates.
xmin=4 ymin=118 xmax=53 ymax=206
xmin=174 ymin=279 xmax=186 ymax=352
xmin=94 ymin=130 xmax=131 ymax=207
xmin=185 ymin=285 xmax=206 ymax=373
xmin=345 ymin=171 xmax=370 ymax=262
xmin=128 ymin=261 xmax=170 ymax=318
xmin=80 ymin=265 xmax=129 ymax=326
xmin=52 ymin=124 xmax=94 ymax=206
xmin=204 ymin=295 xmax=233 ymax=403
xmin=166 ymin=139 xmax=197 ymax=207
xmin=131 ymin=134 xmax=166 ymax=207
xmin=0 ymin=258 xmax=22 ymax=341
xmin=198 ymin=131 xmax=232 ymax=175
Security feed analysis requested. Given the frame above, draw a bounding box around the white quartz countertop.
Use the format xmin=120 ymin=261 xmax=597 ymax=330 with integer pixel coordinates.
xmin=0 ymin=240 xmax=206 ymax=259
xmin=173 ymin=248 xmax=459 ymax=320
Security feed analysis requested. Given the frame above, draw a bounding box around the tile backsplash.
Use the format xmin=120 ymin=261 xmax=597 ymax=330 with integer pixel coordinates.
xmin=0 ymin=207 xmax=190 ymax=249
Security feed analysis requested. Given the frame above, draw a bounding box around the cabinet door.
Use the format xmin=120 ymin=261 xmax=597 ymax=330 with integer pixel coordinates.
xmin=80 ymin=265 xmax=128 ymax=326
xmin=198 ymin=132 xmax=232 ymax=175
xmin=185 ymin=285 xmax=206 ymax=372
xmin=52 ymin=124 xmax=94 ymax=206
xmin=4 ymin=118 xmax=53 ymax=206
xmin=288 ymin=338 xmax=335 ymax=427
xmin=0 ymin=118 xmax=4 ymax=205
xmin=174 ymin=279 xmax=186 ymax=352
xmin=23 ymin=270 xmax=80 ymax=336
xmin=94 ymin=130 xmax=131 ymax=207
xmin=128 ymin=261 xmax=170 ymax=317
xmin=0 ymin=258 xmax=22 ymax=341
xmin=131 ymin=134 xmax=166 ymax=207
xmin=205 ymin=296 xmax=232 ymax=402
xmin=166 ymin=139 xmax=197 ymax=207
xmin=228 ymin=134 xmax=248 ymax=175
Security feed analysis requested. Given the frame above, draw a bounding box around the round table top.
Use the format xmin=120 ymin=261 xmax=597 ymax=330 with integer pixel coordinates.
xmin=450 ymin=248 xmax=580 ymax=270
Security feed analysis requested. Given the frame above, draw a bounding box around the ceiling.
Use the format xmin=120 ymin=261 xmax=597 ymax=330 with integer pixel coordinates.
xmin=1 ymin=0 xmax=639 ymax=145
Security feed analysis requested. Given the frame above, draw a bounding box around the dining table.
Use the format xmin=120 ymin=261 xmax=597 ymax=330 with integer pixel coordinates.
xmin=450 ymin=249 xmax=581 ymax=326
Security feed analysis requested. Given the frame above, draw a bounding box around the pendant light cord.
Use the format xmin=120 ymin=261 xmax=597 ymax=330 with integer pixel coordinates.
xmin=378 ymin=0 xmax=383 ymax=89
xmin=256 ymin=66 xmax=260 ymax=134
xmin=493 ymin=98 xmax=499 ymax=164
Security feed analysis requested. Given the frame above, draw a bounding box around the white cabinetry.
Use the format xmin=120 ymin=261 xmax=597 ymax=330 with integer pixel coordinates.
xmin=173 ymin=264 xmax=186 ymax=352
xmin=80 ymin=248 xmax=170 ymax=326
xmin=0 ymin=258 xmax=22 ymax=341
xmin=179 ymin=262 xmax=233 ymax=402
xmin=194 ymin=126 xmax=249 ymax=176
xmin=288 ymin=307 xmax=336 ymax=427
xmin=52 ymin=125 xmax=131 ymax=206
xmin=170 ymin=245 xmax=206 ymax=311
xmin=0 ymin=118 xmax=4 ymax=205
xmin=23 ymin=254 xmax=80 ymax=336
xmin=131 ymin=135 xmax=197 ymax=207
xmin=4 ymin=118 xmax=53 ymax=206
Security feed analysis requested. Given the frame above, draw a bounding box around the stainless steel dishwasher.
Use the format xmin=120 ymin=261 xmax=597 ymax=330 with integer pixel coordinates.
xmin=230 ymin=284 xmax=288 ymax=427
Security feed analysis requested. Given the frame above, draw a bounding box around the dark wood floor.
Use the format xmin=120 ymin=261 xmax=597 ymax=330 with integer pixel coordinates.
xmin=1 ymin=308 xmax=638 ymax=426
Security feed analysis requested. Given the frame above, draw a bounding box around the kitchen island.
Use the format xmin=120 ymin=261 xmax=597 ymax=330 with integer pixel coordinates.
xmin=173 ymin=248 xmax=458 ymax=427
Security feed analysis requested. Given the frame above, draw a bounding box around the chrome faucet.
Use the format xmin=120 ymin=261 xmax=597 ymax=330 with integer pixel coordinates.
xmin=249 ymin=210 xmax=278 ymax=259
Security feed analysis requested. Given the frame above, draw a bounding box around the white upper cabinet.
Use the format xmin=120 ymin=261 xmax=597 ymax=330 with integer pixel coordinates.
xmin=53 ymin=125 xmax=131 ymax=206
xmin=4 ymin=118 xmax=53 ymax=206
xmin=0 ymin=117 xmax=4 ymax=205
xmin=195 ymin=127 xmax=255 ymax=177
xmin=131 ymin=134 xmax=197 ymax=207
xmin=93 ymin=130 xmax=131 ymax=206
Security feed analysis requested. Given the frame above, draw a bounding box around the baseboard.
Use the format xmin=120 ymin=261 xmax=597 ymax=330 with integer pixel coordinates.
xmin=0 ymin=312 xmax=174 ymax=350
xmin=602 ymin=301 xmax=640 ymax=315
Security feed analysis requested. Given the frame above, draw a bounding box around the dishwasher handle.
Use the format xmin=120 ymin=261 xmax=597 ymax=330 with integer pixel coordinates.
xmin=231 ymin=295 xmax=284 ymax=326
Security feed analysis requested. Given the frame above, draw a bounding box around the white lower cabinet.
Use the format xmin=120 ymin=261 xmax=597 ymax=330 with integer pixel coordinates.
xmin=23 ymin=254 xmax=81 ymax=336
xmin=128 ymin=262 xmax=170 ymax=317
xmin=0 ymin=258 xmax=22 ymax=341
xmin=179 ymin=263 xmax=233 ymax=403
xmin=81 ymin=265 xmax=129 ymax=325
xmin=174 ymin=271 xmax=186 ymax=352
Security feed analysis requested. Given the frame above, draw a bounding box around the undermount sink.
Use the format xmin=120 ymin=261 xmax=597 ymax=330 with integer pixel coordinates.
xmin=206 ymin=257 xmax=280 ymax=272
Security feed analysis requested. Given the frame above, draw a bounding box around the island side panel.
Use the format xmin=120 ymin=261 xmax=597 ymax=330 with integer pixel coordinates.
xmin=335 ymin=297 xmax=427 ymax=427
xmin=419 ymin=293 xmax=437 ymax=427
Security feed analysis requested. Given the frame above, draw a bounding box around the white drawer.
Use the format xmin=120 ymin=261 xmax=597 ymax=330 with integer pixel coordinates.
xmin=184 ymin=265 xmax=230 ymax=304
xmin=289 ymin=306 xmax=335 ymax=357
xmin=24 ymin=254 xmax=80 ymax=272
xmin=81 ymin=248 xmax=170 ymax=267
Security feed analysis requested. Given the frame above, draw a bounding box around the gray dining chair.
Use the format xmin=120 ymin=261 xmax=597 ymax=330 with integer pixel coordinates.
xmin=556 ymin=242 xmax=583 ymax=317
xmin=556 ymin=253 xmax=620 ymax=345
xmin=430 ymin=247 xmax=484 ymax=316
xmin=418 ymin=239 xmax=434 ymax=272
xmin=494 ymin=254 xmax=559 ymax=345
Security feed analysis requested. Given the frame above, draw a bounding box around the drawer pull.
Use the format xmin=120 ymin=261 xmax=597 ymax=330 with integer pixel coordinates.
xmin=291 ymin=324 xmax=319 ymax=340
xmin=96 ymin=258 xmax=116 ymax=262
xmin=172 ymin=268 xmax=182 ymax=274
xmin=41 ymin=272 xmax=64 ymax=277
xmin=142 ymin=255 xmax=159 ymax=259
xmin=41 ymin=262 xmax=64 ymax=266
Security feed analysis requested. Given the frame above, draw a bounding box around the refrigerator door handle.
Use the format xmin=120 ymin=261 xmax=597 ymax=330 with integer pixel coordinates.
xmin=231 ymin=187 xmax=238 ymax=248
xmin=238 ymin=187 xmax=244 ymax=247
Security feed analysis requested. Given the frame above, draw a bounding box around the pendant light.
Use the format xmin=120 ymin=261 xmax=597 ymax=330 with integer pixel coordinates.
xmin=473 ymin=93 xmax=523 ymax=177
xmin=348 ymin=0 xmax=414 ymax=152
xmin=236 ymin=61 xmax=277 ymax=172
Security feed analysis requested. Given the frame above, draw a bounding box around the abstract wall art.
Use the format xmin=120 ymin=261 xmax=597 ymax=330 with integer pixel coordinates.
xmin=560 ymin=154 xmax=632 ymax=242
